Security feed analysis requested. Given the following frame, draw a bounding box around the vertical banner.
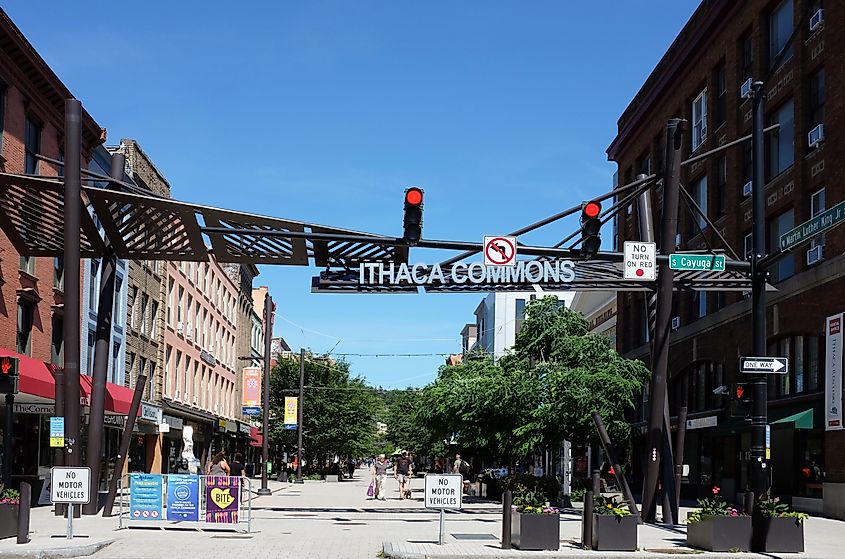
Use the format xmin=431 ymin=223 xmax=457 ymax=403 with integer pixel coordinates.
xmin=205 ymin=476 xmax=240 ymax=523
xmin=242 ymin=367 xmax=261 ymax=416
xmin=166 ymin=474 xmax=199 ymax=521
xmin=826 ymin=313 xmax=843 ymax=431
xmin=130 ymin=474 xmax=163 ymax=520
xmin=284 ymin=397 xmax=298 ymax=427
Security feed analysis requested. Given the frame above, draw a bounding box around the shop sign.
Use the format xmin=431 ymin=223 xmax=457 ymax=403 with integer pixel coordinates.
xmin=284 ymin=397 xmax=298 ymax=426
xmin=129 ymin=474 xmax=163 ymax=520
xmin=685 ymin=416 xmax=718 ymax=430
xmin=218 ymin=419 xmax=227 ymax=430
xmin=103 ymin=414 xmax=126 ymax=428
xmin=163 ymin=415 xmax=183 ymax=430
xmin=225 ymin=420 xmax=237 ymax=433
xmin=200 ymin=350 xmax=216 ymax=366
xmin=205 ymin=476 xmax=240 ymax=523
xmin=826 ymin=313 xmax=843 ymax=431
xmin=140 ymin=403 xmax=163 ymax=424
xmin=14 ymin=402 xmax=54 ymax=414
xmin=237 ymin=422 xmax=251 ymax=435
xmin=166 ymin=474 xmax=199 ymax=521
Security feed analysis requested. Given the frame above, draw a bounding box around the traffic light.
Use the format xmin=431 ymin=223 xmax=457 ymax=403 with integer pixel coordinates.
xmin=580 ymin=200 xmax=602 ymax=258
xmin=0 ymin=356 xmax=19 ymax=395
xmin=403 ymin=187 xmax=424 ymax=244
xmin=732 ymin=382 xmax=752 ymax=417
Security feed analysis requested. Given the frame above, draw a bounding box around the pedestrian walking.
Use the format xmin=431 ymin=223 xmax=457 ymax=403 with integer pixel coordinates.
xmin=452 ymin=453 xmax=470 ymax=494
xmin=207 ymin=451 xmax=230 ymax=476
xmin=394 ymin=451 xmax=413 ymax=500
xmin=371 ymin=454 xmax=389 ymax=500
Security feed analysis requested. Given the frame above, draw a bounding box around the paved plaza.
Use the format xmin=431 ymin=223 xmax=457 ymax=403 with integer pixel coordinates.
xmin=0 ymin=469 xmax=842 ymax=559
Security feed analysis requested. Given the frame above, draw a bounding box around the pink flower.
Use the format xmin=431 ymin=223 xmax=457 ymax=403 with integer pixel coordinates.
xmin=711 ymin=486 xmax=720 ymax=495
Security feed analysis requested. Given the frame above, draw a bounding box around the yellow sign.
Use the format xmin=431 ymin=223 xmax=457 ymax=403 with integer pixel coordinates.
xmin=49 ymin=437 xmax=64 ymax=448
xmin=284 ymin=397 xmax=298 ymax=425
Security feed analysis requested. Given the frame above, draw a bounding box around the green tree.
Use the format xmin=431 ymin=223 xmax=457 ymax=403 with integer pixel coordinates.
xmin=269 ymin=353 xmax=381 ymax=471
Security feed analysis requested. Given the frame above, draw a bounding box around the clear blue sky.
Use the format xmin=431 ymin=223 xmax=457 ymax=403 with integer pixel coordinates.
xmin=7 ymin=0 xmax=698 ymax=388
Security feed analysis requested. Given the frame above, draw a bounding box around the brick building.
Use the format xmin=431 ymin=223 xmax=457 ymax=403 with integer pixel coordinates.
xmin=607 ymin=0 xmax=843 ymax=516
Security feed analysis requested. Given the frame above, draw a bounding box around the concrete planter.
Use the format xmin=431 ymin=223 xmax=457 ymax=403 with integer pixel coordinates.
xmin=591 ymin=514 xmax=638 ymax=551
xmin=0 ymin=505 xmax=18 ymax=540
xmin=686 ymin=514 xmax=751 ymax=552
xmin=763 ymin=517 xmax=805 ymax=553
xmin=511 ymin=511 xmax=560 ymax=551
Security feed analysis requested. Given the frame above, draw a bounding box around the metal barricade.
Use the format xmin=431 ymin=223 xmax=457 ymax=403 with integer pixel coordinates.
xmin=118 ymin=474 xmax=253 ymax=533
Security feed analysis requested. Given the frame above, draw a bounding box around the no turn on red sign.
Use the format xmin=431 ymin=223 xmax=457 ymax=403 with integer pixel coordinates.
xmin=483 ymin=236 xmax=516 ymax=266
xmin=624 ymin=241 xmax=656 ymax=280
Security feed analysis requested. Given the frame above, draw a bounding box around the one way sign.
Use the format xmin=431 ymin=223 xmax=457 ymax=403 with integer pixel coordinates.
xmin=739 ymin=357 xmax=789 ymax=374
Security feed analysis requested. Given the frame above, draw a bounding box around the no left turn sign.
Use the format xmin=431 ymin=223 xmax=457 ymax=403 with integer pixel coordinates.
xmin=484 ymin=236 xmax=516 ymax=266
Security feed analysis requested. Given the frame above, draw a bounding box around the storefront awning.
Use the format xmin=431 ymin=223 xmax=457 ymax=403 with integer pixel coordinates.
xmin=771 ymin=408 xmax=814 ymax=430
xmin=249 ymin=426 xmax=263 ymax=447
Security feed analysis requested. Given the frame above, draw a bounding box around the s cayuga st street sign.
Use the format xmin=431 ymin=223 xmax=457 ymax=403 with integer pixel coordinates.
xmin=358 ymin=260 xmax=576 ymax=286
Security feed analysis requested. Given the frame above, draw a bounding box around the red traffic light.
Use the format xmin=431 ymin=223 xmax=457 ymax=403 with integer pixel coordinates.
xmin=405 ymin=187 xmax=423 ymax=206
xmin=583 ymin=201 xmax=601 ymax=219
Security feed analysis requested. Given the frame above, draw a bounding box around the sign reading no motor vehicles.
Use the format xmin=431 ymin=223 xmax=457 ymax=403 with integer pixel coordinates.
xmin=424 ymin=474 xmax=463 ymax=509
xmin=739 ymin=357 xmax=789 ymax=375
xmin=51 ymin=467 xmax=91 ymax=504
xmin=483 ymin=236 xmax=516 ymax=266
xmin=624 ymin=241 xmax=656 ymax=280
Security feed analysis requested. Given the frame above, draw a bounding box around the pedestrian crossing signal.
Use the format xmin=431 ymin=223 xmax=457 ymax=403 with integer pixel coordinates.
xmin=0 ymin=356 xmax=19 ymax=395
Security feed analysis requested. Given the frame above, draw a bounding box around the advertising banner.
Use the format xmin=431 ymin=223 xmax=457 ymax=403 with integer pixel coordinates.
xmin=130 ymin=474 xmax=163 ymax=520
xmin=205 ymin=476 xmax=240 ymax=523
xmin=242 ymin=367 xmax=261 ymax=416
xmin=284 ymin=396 xmax=298 ymax=426
xmin=826 ymin=313 xmax=843 ymax=431
xmin=166 ymin=474 xmax=199 ymax=521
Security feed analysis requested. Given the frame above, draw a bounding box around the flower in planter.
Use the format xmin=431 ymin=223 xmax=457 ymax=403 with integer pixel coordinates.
xmin=757 ymin=496 xmax=809 ymax=525
xmin=512 ymin=484 xmax=559 ymax=515
xmin=593 ymin=495 xmax=632 ymax=520
xmin=687 ymin=486 xmax=745 ymax=524
xmin=0 ymin=489 xmax=20 ymax=506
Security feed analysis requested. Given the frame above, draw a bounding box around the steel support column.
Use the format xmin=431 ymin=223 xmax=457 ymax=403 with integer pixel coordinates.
xmin=641 ymin=119 xmax=684 ymax=523
xmin=62 ymin=99 xmax=82 ymax=467
xmin=83 ymin=153 xmax=124 ymax=515
xmin=102 ymin=374 xmax=147 ymax=517
xmin=258 ymin=292 xmax=273 ymax=496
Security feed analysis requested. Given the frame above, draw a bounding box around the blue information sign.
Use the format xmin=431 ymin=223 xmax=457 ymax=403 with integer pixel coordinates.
xmin=49 ymin=416 xmax=64 ymax=447
xmin=242 ymin=406 xmax=261 ymax=416
xmin=130 ymin=474 xmax=163 ymax=520
xmin=166 ymin=474 xmax=199 ymax=521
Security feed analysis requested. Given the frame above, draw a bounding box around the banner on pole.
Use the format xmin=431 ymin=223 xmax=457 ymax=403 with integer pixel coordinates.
xmin=205 ymin=476 xmax=240 ymax=523
xmin=242 ymin=367 xmax=261 ymax=409
xmin=826 ymin=313 xmax=843 ymax=431
xmin=284 ymin=397 xmax=298 ymax=426
xmin=130 ymin=474 xmax=163 ymax=520
xmin=166 ymin=474 xmax=199 ymax=521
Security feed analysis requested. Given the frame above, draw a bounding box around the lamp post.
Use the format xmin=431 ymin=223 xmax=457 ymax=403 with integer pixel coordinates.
xmin=295 ymin=348 xmax=305 ymax=484
xmin=258 ymin=292 xmax=273 ymax=496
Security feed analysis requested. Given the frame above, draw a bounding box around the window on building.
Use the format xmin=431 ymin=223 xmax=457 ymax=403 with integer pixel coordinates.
xmin=127 ymin=352 xmax=135 ymax=384
xmin=716 ymin=157 xmax=727 ymax=218
xmin=810 ymin=188 xmax=825 ymax=250
xmin=147 ymin=362 xmax=156 ymax=401
xmin=167 ymin=278 xmax=174 ymax=326
xmin=19 ymin=256 xmax=35 ymax=275
xmin=150 ymin=301 xmax=159 ymax=339
xmin=768 ymin=209 xmax=795 ymax=282
xmin=129 ymin=287 xmax=138 ymax=329
xmin=769 ymin=0 xmax=794 ymax=68
xmin=174 ymin=350 xmax=182 ymax=397
xmin=24 ymin=116 xmax=41 ymax=174
xmin=807 ymin=335 xmax=820 ymax=392
xmin=86 ymin=329 xmax=95 ymax=374
xmin=714 ymin=64 xmax=726 ymax=128
xmin=515 ymin=299 xmax=526 ymax=334
xmin=692 ymin=291 xmax=708 ymax=320
xmin=692 ymin=89 xmax=708 ymax=151
xmin=691 ymin=175 xmax=708 ymax=234
xmin=741 ymin=33 xmax=753 ymax=83
xmin=742 ymin=138 xmax=752 ymax=187
xmin=51 ymin=315 xmax=64 ymax=365
xmin=768 ymin=99 xmax=794 ymax=179
xmin=53 ymin=257 xmax=64 ymax=291
xmin=808 ymin=68 xmax=825 ymax=131
xmin=744 ymin=232 xmax=753 ymax=260
xmin=183 ymin=357 xmax=191 ymax=399
xmin=140 ymin=293 xmax=149 ymax=336
xmin=17 ymin=302 xmax=34 ymax=356
xmin=139 ymin=355 xmax=148 ymax=392
xmin=794 ymin=334 xmax=804 ymax=393
xmin=89 ymin=260 xmax=100 ymax=311
xmin=177 ymin=286 xmax=184 ymax=325
xmin=112 ymin=341 xmax=121 ymax=385
xmin=113 ymin=276 xmax=123 ymax=320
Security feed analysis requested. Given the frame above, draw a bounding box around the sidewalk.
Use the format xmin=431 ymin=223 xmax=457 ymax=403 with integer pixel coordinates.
xmin=0 ymin=478 xmax=288 ymax=558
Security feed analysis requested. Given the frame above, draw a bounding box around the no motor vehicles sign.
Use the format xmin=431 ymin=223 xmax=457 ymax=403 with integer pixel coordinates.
xmin=424 ymin=474 xmax=463 ymax=509
xmin=51 ymin=467 xmax=91 ymax=504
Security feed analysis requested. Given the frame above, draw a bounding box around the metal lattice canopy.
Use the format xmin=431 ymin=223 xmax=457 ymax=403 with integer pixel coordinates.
xmin=0 ymin=171 xmax=754 ymax=293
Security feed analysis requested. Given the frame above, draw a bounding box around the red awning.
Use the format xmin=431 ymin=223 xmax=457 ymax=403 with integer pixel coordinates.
xmin=0 ymin=349 xmax=136 ymax=415
xmin=249 ymin=426 xmax=263 ymax=447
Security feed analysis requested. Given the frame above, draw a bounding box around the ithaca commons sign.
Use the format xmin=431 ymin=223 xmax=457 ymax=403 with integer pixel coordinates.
xmin=358 ymin=260 xmax=577 ymax=286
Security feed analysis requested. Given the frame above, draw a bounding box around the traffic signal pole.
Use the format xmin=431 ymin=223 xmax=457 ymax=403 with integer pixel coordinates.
xmin=641 ymin=119 xmax=684 ymax=523
xmin=749 ymin=81 xmax=768 ymax=506
xmin=63 ymin=99 xmax=82 ymax=468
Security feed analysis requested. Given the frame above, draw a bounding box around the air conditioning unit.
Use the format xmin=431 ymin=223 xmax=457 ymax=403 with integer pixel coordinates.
xmin=810 ymin=9 xmax=824 ymax=31
xmin=671 ymin=316 xmax=681 ymax=331
xmin=807 ymin=245 xmax=824 ymax=265
xmin=808 ymin=124 xmax=825 ymax=148
xmin=176 ymin=321 xmax=184 ymax=334
xmin=740 ymin=78 xmax=753 ymax=100
xmin=742 ymin=181 xmax=753 ymax=197
xmin=186 ymin=327 xmax=193 ymax=341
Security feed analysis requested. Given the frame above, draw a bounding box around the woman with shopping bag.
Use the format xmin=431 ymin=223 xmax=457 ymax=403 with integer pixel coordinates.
xmin=370 ymin=454 xmax=389 ymax=500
